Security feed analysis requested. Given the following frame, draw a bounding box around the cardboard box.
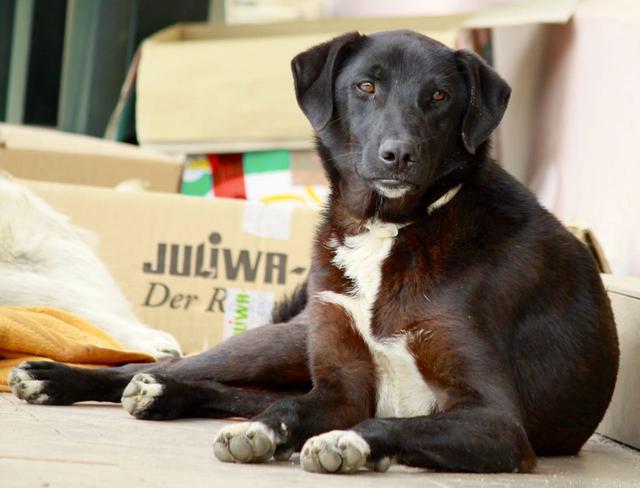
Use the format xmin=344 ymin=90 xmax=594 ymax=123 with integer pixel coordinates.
xmin=0 ymin=124 xmax=183 ymax=193
xmin=26 ymin=180 xmax=320 ymax=354
xmin=136 ymin=21 xmax=457 ymax=148
xmin=598 ymin=274 xmax=640 ymax=450
xmin=136 ymin=0 xmax=578 ymax=149
xmin=1 ymin=126 xmax=322 ymax=353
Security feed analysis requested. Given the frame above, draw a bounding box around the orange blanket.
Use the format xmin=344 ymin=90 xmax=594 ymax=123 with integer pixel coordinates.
xmin=0 ymin=306 xmax=155 ymax=392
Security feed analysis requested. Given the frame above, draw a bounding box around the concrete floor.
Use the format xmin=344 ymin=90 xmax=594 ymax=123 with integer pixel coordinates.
xmin=2 ymin=393 xmax=639 ymax=488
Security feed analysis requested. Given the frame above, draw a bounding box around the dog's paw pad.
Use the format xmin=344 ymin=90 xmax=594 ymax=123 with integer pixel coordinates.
xmin=8 ymin=365 xmax=50 ymax=404
xmin=301 ymin=430 xmax=388 ymax=474
xmin=213 ymin=422 xmax=278 ymax=463
xmin=121 ymin=373 xmax=164 ymax=418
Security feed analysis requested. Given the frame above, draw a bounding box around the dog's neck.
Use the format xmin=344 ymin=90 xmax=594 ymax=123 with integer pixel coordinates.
xmin=371 ymin=183 xmax=463 ymax=235
xmin=328 ymin=180 xmax=465 ymax=238
xmin=332 ymin=161 xmax=475 ymax=230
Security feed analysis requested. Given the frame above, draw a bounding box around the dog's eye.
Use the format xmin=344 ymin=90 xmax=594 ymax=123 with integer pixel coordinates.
xmin=356 ymin=81 xmax=376 ymax=95
xmin=432 ymin=90 xmax=447 ymax=102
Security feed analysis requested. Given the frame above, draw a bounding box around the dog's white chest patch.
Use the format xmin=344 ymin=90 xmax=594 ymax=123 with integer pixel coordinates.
xmin=318 ymin=221 xmax=437 ymax=418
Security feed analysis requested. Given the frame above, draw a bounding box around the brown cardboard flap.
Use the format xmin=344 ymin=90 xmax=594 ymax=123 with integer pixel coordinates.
xmin=0 ymin=124 xmax=183 ymax=193
xmin=0 ymin=124 xmax=175 ymax=161
xmin=567 ymin=225 xmax=612 ymax=274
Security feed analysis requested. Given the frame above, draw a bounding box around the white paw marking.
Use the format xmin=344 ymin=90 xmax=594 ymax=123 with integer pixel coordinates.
xmin=213 ymin=422 xmax=279 ymax=464
xmin=8 ymin=366 xmax=50 ymax=404
xmin=121 ymin=373 xmax=164 ymax=417
xmin=301 ymin=430 xmax=390 ymax=474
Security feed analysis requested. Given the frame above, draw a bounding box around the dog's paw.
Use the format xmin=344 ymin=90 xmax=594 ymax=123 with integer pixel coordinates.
xmin=8 ymin=363 xmax=51 ymax=404
xmin=121 ymin=373 xmax=165 ymax=418
xmin=213 ymin=422 xmax=279 ymax=463
xmin=301 ymin=430 xmax=391 ymax=474
xmin=8 ymin=361 xmax=77 ymax=405
xmin=121 ymin=374 xmax=191 ymax=420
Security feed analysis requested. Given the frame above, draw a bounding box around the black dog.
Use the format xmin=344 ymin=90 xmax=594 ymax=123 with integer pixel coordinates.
xmin=10 ymin=30 xmax=618 ymax=475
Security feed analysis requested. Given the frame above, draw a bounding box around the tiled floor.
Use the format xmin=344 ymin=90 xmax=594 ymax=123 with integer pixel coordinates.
xmin=2 ymin=392 xmax=639 ymax=488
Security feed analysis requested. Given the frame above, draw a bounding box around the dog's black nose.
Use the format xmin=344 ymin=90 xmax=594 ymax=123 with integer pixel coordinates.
xmin=378 ymin=139 xmax=417 ymax=169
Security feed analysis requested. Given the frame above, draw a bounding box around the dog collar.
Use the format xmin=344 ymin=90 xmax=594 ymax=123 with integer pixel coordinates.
xmin=365 ymin=184 xmax=463 ymax=239
xmin=427 ymin=184 xmax=462 ymax=215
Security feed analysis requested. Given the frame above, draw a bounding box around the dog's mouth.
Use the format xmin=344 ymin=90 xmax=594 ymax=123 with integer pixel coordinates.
xmin=370 ymin=178 xmax=415 ymax=199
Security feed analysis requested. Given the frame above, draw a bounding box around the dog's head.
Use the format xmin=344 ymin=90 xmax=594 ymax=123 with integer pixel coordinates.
xmin=292 ymin=30 xmax=510 ymax=220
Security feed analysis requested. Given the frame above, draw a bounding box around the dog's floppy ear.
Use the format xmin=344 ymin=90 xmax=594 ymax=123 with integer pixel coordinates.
xmin=291 ymin=32 xmax=363 ymax=130
xmin=455 ymin=49 xmax=511 ymax=154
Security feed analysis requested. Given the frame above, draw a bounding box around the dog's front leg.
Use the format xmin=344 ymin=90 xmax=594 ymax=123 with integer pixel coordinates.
xmin=213 ymin=301 xmax=376 ymax=465
xmin=302 ymin=407 xmax=536 ymax=474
